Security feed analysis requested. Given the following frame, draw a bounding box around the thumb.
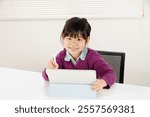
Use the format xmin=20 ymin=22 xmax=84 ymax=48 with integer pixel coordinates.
xmin=55 ymin=63 xmax=59 ymax=69
xmin=51 ymin=60 xmax=59 ymax=69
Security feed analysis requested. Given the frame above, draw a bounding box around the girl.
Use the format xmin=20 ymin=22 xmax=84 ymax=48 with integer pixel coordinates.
xmin=42 ymin=17 xmax=116 ymax=91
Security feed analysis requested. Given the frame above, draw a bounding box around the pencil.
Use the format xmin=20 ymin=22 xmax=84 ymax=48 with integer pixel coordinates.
xmin=53 ymin=54 xmax=57 ymax=64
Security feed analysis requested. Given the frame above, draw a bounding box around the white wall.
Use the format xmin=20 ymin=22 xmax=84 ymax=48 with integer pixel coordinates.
xmin=0 ymin=18 xmax=150 ymax=87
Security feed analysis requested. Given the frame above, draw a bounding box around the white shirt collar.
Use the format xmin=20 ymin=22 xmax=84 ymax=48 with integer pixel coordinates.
xmin=64 ymin=47 xmax=88 ymax=64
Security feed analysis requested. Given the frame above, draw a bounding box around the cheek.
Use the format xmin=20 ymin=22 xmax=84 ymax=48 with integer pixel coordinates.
xmin=80 ymin=42 xmax=86 ymax=48
xmin=63 ymin=40 xmax=69 ymax=47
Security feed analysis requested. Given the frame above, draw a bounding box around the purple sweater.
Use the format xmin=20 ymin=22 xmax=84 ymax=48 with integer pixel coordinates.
xmin=42 ymin=48 xmax=116 ymax=88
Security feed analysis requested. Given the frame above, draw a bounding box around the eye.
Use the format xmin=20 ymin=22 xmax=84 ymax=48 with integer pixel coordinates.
xmin=68 ymin=37 xmax=71 ymax=40
xmin=65 ymin=37 xmax=71 ymax=40
xmin=77 ymin=38 xmax=82 ymax=41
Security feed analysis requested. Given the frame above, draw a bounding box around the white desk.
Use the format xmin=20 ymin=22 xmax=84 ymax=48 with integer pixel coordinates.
xmin=0 ymin=67 xmax=150 ymax=100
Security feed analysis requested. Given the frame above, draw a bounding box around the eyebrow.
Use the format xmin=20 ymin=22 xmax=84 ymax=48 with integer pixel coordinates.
xmin=67 ymin=35 xmax=83 ymax=38
xmin=67 ymin=37 xmax=83 ymax=40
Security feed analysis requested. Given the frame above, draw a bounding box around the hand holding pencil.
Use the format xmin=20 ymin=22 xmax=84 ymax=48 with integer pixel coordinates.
xmin=47 ymin=54 xmax=59 ymax=69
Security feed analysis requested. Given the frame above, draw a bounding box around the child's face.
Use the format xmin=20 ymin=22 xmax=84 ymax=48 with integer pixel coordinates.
xmin=63 ymin=36 xmax=88 ymax=59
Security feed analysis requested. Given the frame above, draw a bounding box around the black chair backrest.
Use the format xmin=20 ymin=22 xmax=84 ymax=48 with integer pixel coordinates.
xmin=97 ymin=50 xmax=125 ymax=83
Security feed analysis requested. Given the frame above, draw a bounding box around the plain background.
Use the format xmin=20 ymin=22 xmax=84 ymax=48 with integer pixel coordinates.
xmin=0 ymin=2 xmax=150 ymax=87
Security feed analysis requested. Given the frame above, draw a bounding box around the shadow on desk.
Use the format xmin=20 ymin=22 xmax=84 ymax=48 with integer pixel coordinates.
xmin=43 ymin=82 xmax=150 ymax=100
xmin=43 ymin=82 xmax=97 ymax=99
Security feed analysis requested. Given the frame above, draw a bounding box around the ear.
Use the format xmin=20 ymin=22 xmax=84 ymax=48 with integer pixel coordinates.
xmin=60 ymin=37 xmax=64 ymax=46
xmin=85 ymin=37 xmax=90 ymax=47
xmin=86 ymin=37 xmax=90 ymax=44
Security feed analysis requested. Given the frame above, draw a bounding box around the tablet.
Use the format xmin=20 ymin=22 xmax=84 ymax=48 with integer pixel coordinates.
xmin=46 ymin=69 xmax=96 ymax=84
xmin=48 ymin=83 xmax=97 ymax=99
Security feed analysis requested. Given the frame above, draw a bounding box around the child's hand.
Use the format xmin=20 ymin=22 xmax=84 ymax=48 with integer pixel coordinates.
xmin=47 ymin=59 xmax=59 ymax=69
xmin=91 ymin=79 xmax=107 ymax=92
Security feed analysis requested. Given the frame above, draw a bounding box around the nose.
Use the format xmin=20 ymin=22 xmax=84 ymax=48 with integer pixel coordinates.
xmin=70 ymin=39 xmax=78 ymax=45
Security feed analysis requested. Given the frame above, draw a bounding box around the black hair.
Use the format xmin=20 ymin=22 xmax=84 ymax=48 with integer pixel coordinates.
xmin=61 ymin=17 xmax=91 ymax=42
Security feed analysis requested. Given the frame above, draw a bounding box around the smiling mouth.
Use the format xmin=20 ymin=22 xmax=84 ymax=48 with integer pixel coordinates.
xmin=68 ymin=47 xmax=78 ymax=51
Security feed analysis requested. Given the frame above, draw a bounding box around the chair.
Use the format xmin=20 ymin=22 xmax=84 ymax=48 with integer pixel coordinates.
xmin=97 ymin=50 xmax=125 ymax=83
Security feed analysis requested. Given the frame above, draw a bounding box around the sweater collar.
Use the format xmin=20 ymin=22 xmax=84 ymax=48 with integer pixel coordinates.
xmin=64 ymin=47 xmax=88 ymax=64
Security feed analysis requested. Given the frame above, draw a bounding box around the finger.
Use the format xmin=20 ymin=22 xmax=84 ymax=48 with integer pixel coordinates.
xmin=47 ymin=63 xmax=55 ymax=69
xmin=55 ymin=63 xmax=59 ymax=69
xmin=93 ymin=87 xmax=102 ymax=92
xmin=91 ymin=84 xmax=97 ymax=88
xmin=51 ymin=60 xmax=59 ymax=69
xmin=91 ymin=84 xmax=103 ymax=91
xmin=92 ymin=86 xmax=99 ymax=91
xmin=47 ymin=60 xmax=57 ymax=69
xmin=51 ymin=59 xmax=56 ymax=65
xmin=92 ymin=82 xmax=99 ymax=87
xmin=91 ymin=85 xmax=98 ymax=90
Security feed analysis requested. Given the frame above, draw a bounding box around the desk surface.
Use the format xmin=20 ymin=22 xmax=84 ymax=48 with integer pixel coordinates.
xmin=0 ymin=67 xmax=150 ymax=100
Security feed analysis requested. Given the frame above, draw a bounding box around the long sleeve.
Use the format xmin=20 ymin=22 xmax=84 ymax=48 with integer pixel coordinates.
xmin=42 ymin=68 xmax=49 ymax=81
xmin=88 ymin=50 xmax=116 ymax=88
